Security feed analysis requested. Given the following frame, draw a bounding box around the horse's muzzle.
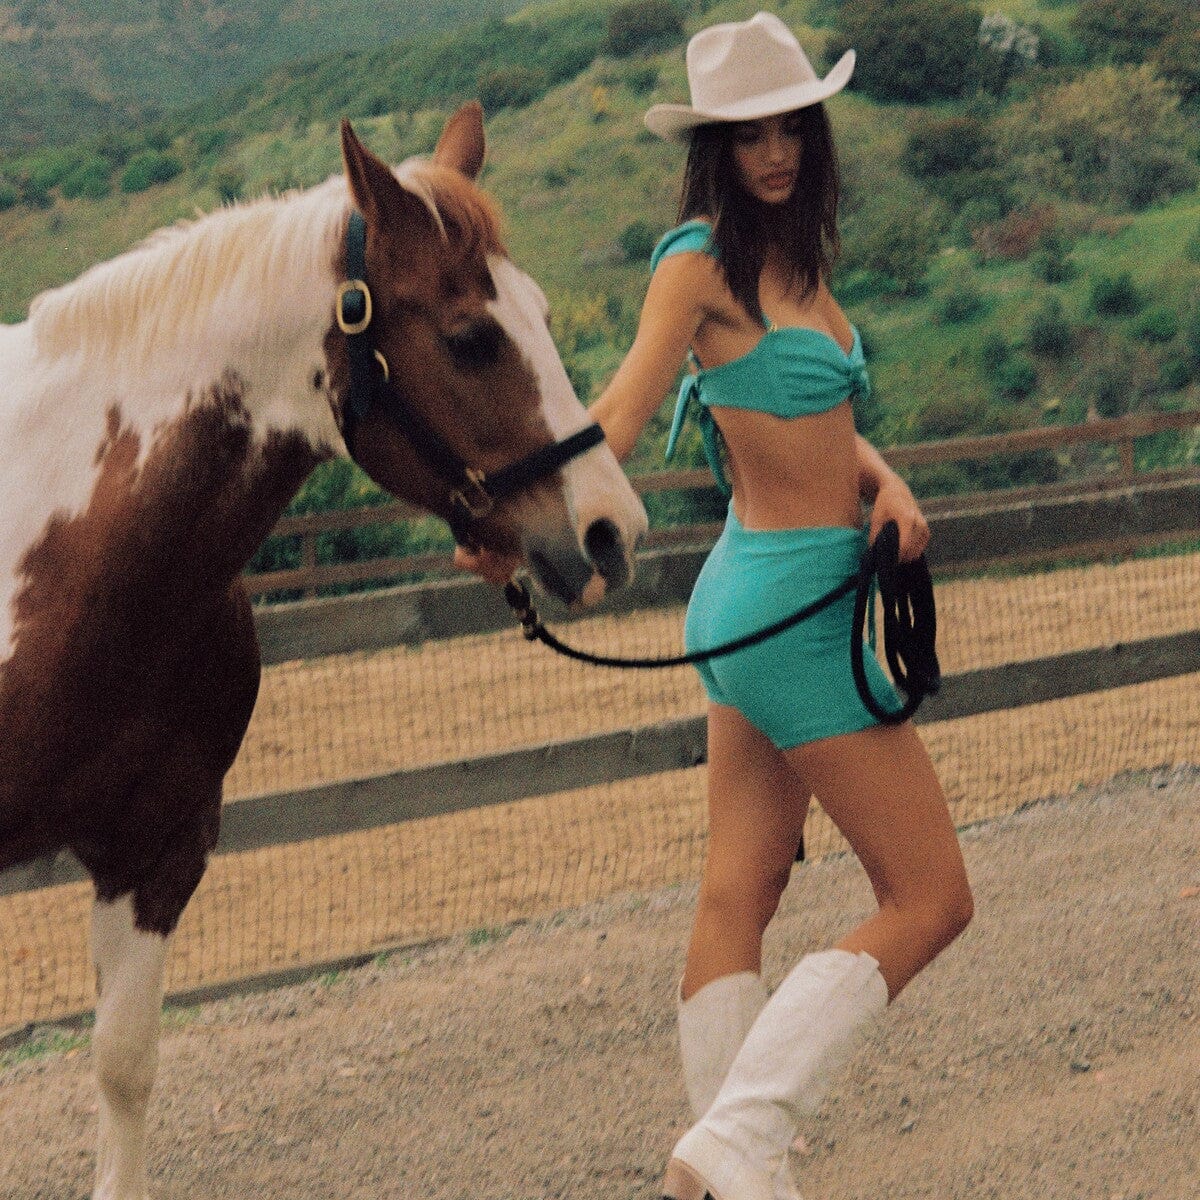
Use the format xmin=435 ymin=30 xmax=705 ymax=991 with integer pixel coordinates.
xmin=523 ymin=516 xmax=636 ymax=608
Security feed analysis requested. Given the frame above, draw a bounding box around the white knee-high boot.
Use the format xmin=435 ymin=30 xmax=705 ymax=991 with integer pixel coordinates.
xmin=664 ymin=949 xmax=888 ymax=1200
xmin=677 ymin=973 xmax=804 ymax=1200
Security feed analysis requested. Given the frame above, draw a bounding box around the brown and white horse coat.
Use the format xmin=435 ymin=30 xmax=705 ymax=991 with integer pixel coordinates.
xmin=0 ymin=106 xmax=645 ymax=1199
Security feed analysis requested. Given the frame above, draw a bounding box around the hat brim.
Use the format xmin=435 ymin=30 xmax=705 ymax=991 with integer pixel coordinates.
xmin=644 ymin=50 xmax=855 ymax=141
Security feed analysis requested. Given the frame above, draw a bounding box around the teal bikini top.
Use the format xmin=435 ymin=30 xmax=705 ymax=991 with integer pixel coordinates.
xmin=652 ymin=219 xmax=870 ymax=496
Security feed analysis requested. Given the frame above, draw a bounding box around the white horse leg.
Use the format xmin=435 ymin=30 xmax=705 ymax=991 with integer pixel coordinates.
xmin=90 ymin=894 xmax=169 ymax=1200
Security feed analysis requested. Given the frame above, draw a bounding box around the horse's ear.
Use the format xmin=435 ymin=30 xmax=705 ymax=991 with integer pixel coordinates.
xmin=432 ymin=102 xmax=486 ymax=181
xmin=341 ymin=119 xmax=409 ymax=224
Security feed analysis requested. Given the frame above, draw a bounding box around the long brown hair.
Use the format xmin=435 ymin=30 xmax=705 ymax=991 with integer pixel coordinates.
xmin=677 ymin=103 xmax=841 ymax=322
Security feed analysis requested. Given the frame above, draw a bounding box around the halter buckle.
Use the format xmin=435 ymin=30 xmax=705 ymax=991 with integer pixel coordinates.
xmin=336 ymin=279 xmax=373 ymax=334
xmin=451 ymin=467 xmax=493 ymax=520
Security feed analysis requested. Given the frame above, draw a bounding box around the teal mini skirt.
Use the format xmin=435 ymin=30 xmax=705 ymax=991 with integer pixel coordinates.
xmin=685 ymin=508 xmax=901 ymax=750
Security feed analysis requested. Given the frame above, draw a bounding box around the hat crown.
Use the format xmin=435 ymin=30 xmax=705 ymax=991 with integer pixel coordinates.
xmin=686 ymin=12 xmax=817 ymax=113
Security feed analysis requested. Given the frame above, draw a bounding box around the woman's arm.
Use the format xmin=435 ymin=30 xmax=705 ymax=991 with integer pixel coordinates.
xmin=856 ymin=434 xmax=930 ymax=561
xmin=589 ymin=253 xmax=713 ymax=461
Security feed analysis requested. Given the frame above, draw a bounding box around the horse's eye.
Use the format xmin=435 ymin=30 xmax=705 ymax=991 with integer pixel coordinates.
xmin=444 ymin=320 xmax=504 ymax=370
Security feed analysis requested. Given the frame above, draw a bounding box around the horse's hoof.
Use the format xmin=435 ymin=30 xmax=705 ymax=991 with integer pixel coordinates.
xmin=662 ymin=1156 xmax=716 ymax=1200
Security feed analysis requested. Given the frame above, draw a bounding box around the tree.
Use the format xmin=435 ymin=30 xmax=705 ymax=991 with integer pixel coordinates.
xmin=827 ymin=0 xmax=981 ymax=103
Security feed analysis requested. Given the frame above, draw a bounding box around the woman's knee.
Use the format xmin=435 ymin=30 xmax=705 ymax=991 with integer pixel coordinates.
xmin=698 ymin=862 xmax=791 ymax=936
xmin=909 ymin=877 xmax=974 ymax=952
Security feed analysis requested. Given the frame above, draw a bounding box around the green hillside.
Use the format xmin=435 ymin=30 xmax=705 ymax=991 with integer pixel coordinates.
xmin=0 ymin=1 xmax=527 ymax=151
xmin=1 ymin=0 xmax=1198 ymax=559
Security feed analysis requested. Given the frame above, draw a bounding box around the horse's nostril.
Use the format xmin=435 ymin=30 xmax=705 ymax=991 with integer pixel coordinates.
xmin=584 ymin=518 xmax=629 ymax=590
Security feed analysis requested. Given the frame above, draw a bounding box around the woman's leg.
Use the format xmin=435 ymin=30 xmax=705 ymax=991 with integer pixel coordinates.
xmin=664 ymin=720 xmax=972 ymax=1200
xmin=676 ymin=704 xmax=811 ymax=1200
xmin=682 ymin=703 xmax=810 ymax=1000
xmin=784 ymin=720 xmax=974 ymax=1000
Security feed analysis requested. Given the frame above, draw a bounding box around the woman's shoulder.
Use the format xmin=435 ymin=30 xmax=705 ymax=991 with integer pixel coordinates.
xmin=650 ymin=218 xmax=717 ymax=273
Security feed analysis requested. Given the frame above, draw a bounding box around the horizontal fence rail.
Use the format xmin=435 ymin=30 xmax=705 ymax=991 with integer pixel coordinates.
xmin=244 ymin=410 xmax=1200 ymax=597
xmin=5 ymin=474 xmax=1198 ymax=900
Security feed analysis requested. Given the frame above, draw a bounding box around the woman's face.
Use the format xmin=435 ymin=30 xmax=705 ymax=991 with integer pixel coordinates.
xmin=730 ymin=111 xmax=805 ymax=205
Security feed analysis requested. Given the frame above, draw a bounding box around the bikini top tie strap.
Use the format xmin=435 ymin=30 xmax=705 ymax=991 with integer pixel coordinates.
xmin=664 ymin=368 xmax=732 ymax=497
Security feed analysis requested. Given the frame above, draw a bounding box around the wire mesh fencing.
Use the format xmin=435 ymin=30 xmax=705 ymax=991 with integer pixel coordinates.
xmin=1 ymin=513 xmax=1198 ymax=1035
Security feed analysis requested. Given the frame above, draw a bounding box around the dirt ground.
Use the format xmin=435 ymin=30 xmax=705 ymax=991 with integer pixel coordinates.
xmin=1 ymin=768 xmax=1196 ymax=1200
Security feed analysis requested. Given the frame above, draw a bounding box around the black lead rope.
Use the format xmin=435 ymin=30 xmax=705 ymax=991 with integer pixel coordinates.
xmin=504 ymin=520 xmax=940 ymax=725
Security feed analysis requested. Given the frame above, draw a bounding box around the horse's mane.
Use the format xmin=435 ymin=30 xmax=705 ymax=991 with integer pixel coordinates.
xmin=28 ymin=158 xmax=506 ymax=365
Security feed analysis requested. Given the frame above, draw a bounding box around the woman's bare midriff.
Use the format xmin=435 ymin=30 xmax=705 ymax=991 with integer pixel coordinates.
xmin=712 ymin=398 xmax=862 ymax=532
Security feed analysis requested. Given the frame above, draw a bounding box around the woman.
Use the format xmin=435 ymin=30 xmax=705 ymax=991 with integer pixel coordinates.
xmin=461 ymin=13 xmax=973 ymax=1200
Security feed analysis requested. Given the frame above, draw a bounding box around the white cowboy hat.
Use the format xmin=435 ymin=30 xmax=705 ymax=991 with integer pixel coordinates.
xmin=644 ymin=11 xmax=855 ymax=141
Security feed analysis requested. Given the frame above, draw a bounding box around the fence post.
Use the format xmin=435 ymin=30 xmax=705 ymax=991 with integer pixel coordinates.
xmin=301 ymin=530 xmax=318 ymax=599
xmin=1119 ymin=436 xmax=1136 ymax=480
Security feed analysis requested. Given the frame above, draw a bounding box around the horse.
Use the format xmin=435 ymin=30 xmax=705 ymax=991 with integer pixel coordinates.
xmin=0 ymin=102 xmax=647 ymax=1200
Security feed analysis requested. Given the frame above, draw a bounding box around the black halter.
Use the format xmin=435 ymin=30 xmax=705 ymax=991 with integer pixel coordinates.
xmin=336 ymin=209 xmax=606 ymax=546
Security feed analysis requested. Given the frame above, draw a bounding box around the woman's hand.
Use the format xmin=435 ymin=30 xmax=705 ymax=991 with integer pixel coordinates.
xmin=869 ymin=475 xmax=930 ymax=563
xmin=453 ymin=544 xmax=520 ymax=585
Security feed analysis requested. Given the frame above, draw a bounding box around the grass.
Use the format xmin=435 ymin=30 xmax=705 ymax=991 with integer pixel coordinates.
xmin=0 ymin=1023 xmax=91 ymax=1071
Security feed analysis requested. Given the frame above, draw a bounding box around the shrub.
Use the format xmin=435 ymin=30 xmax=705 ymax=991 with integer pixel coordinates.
xmin=903 ymin=115 xmax=993 ymax=180
xmin=1089 ymin=272 xmax=1142 ymax=316
xmin=59 ymin=156 xmax=112 ymax=200
xmin=606 ymin=0 xmax=683 ymax=57
xmin=623 ymin=64 xmax=659 ymax=95
xmin=852 ymin=383 xmax=884 ymax=438
xmin=1108 ymin=145 xmax=1200 ymax=211
xmin=1180 ymin=306 xmax=1200 ymax=366
xmin=120 ymin=151 xmax=182 ymax=194
xmin=995 ymin=65 xmax=1197 ymax=210
xmin=17 ymin=174 xmax=52 ymax=209
xmin=1030 ymin=234 xmax=1076 ymax=284
xmin=833 ymin=269 xmax=899 ymax=306
xmin=1134 ymin=305 xmax=1180 ymax=343
xmin=618 ymin=220 xmax=658 ymax=263
xmin=1077 ymin=350 xmax=1136 ymax=418
xmin=937 ymin=279 xmax=987 ymax=324
xmin=828 ymin=0 xmax=980 ymax=102
xmin=477 ymin=66 xmax=549 ymax=114
xmin=1151 ymin=21 xmax=1200 ymax=105
xmin=979 ymin=332 xmax=1011 ymax=373
xmin=971 ymin=205 xmax=1058 ymax=263
xmin=1092 ymin=371 xmax=1132 ymax=418
xmin=994 ymin=353 xmax=1038 ymax=398
xmin=1158 ymin=354 xmax=1193 ymax=391
xmin=212 ymin=164 xmax=245 ymax=204
xmin=1185 ymin=225 xmax=1200 ymax=265
xmin=977 ymin=12 xmax=1041 ymax=94
xmin=0 ymin=180 xmax=17 ymax=211
xmin=1026 ymin=298 xmax=1075 ymax=358
xmin=1071 ymin=0 xmax=1191 ymax=64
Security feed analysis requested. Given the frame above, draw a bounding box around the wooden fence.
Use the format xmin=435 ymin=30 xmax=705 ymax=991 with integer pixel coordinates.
xmin=244 ymin=409 xmax=1200 ymax=597
xmin=3 ymin=465 xmax=1198 ymax=900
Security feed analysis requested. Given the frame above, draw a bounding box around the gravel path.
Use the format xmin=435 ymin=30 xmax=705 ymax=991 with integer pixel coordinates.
xmin=1 ymin=769 xmax=1197 ymax=1200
